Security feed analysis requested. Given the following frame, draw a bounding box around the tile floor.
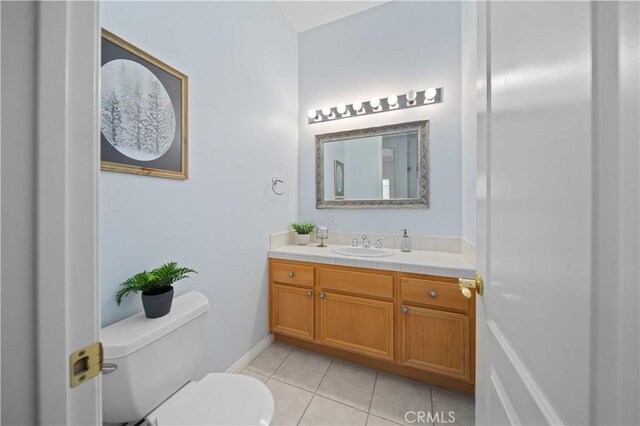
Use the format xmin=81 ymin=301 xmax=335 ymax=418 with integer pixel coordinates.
xmin=240 ymin=341 xmax=475 ymax=426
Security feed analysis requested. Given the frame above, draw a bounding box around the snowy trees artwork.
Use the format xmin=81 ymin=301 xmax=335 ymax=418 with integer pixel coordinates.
xmin=101 ymin=59 xmax=176 ymax=161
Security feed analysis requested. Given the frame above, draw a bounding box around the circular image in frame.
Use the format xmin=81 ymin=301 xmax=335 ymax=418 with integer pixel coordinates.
xmin=101 ymin=59 xmax=176 ymax=161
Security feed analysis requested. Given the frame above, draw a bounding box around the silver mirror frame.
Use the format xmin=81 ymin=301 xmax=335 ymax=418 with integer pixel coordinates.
xmin=316 ymin=120 xmax=429 ymax=209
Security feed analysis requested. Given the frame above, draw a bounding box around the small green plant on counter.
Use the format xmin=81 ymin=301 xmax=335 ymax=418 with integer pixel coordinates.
xmin=290 ymin=222 xmax=316 ymax=235
xmin=115 ymin=262 xmax=197 ymax=305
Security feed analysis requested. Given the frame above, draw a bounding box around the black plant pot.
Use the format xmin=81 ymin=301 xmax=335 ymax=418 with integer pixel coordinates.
xmin=141 ymin=286 xmax=174 ymax=319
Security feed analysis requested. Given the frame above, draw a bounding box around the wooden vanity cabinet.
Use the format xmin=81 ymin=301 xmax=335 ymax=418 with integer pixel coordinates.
xmin=399 ymin=275 xmax=474 ymax=382
xmin=318 ymin=291 xmax=395 ymax=361
xmin=400 ymin=305 xmax=469 ymax=380
xmin=316 ymin=267 xmax=395 ymax=361
xmin=269 ymin=259 xmax=475 ymax=394
xmin=271 ymin=284 xmax=314 ymax=340
xmin=269 ymin=262 xmax=315 ymax=341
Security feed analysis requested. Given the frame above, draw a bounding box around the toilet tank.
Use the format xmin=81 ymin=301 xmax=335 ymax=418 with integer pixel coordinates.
xmin=101 ymin=291 xmax=210 ymax=424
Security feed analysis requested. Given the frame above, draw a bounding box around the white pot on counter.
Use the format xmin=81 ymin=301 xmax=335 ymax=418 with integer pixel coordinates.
xmin=297 ymin=234 xmax=311 ymax=245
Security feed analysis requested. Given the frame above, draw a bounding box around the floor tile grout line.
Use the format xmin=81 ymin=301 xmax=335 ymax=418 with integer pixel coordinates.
xmin=295 ymin=356 xmax=330 ymax=426
xmin=429 ymin=385 xmax=435 ymax=426
xmin=366 ymin=372 xmax=411 ymax=425
xmin=269 ymin=356 xmax=378 ymax=425
xmin=253 ymin=343 xmax=472 ymax=426
xmin=312 ymin=358 xmax=376 ymax=416
xmin=371 ymin=413 xmax=401 ymax=426
xmin=296 ymin=393 xmax=315 ymax=426
xmin=295 ymin=357 xmax=334 ymax=424
xmin=269 ymin=376 xmax=316 ymax=394
xmin=367 ymin=370 xmax=379 ymax=413
xmin=313 ymin=358 xmax=334 ymax=394
xmin=269 ymin=345 xmax=296 ymax=378
xmin=269 ymin=372 xmax=378 ymax=420
xmin=307 ymin=392 xmax=370 ymax=417
xmin=244 ymin=342 xmax=294 ymax=378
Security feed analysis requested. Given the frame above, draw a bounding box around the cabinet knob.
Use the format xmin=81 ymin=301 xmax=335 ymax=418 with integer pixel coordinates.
xmin=401 ymin=305 xmax=409 ymax=313
xmin=288 ymin=271 xmax=295 ymax=278
xmin=429 ymin=290 xmax=437 ymax=298
xmin=320 ymin=292 xmax=326 ymax=299
xmin=307 ymin=290 xmax=313 ymax=297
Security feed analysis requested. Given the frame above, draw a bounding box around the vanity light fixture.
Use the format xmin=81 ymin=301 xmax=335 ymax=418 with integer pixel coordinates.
xmin=406 ymin=90 xmax=417 ymax=104
xmin=307 ymin=87 xmax=442 ymax=124
xmin=321 ymin=106 xmax=334 ymax=119
xmin=424 ymin=87 xmax=438 ymax=103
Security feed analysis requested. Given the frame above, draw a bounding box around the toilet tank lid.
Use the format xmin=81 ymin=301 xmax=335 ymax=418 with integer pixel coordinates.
xmin=101 ymin=291 xmax=210 ymax=359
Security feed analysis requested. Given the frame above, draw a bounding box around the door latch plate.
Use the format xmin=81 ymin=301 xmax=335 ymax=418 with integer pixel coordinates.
xmin=69 ymin=341 xmax=103 ymax=388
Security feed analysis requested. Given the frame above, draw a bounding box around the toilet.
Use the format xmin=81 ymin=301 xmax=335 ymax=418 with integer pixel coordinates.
xmin=101 ymin=291 xmax=274 ymax=425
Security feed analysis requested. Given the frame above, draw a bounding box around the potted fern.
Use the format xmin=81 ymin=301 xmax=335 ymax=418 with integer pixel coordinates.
xmin=115 ymin=262 xmax=197 ymax=318
xmin=291 ymin=222 xmax=316 ymax=245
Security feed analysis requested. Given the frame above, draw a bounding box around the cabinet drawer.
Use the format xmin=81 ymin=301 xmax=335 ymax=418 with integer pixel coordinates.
xmin=401 ymin=278 xmax=469 ymax=312
xmin=318 ymin=268 xmax=393 ymax=300
xmin=272 ymin=262 xmax=314 ymax=287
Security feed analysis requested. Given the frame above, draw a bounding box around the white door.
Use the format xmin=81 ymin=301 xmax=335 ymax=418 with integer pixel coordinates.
xmin=36 ymin=1 xmax=102 ymax=424
xmin=475 ymin=2 xmax=639 ymax=425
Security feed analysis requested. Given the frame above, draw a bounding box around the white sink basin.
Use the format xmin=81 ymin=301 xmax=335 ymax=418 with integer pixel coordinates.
xmin=332 ymin=247 xmax=394 ymax=258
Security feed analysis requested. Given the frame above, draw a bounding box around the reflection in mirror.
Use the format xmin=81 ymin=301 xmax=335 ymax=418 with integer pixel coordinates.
xmin=334 ymin=160 xmax=345 ymax=197
xmin=316 ymin=120 xmax=428 ymax=209
xmin=324 ymin=132 xmax=419 ymax=200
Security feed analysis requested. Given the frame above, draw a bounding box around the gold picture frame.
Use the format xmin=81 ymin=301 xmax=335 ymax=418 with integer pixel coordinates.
xmin=100 ymin=29 xmax=189 ymax=180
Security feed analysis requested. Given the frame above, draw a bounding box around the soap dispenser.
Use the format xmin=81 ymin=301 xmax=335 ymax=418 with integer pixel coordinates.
xmin=400 ymin=229 xmax=411 ymax=252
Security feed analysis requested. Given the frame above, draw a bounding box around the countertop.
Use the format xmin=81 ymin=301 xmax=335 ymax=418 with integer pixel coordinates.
xmin=268 ymin=244 xmax=475 ymax=279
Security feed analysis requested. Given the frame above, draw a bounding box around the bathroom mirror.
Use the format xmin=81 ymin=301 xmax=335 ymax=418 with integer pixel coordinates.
xmin=316 ymin=120 xmax=429 ymax=208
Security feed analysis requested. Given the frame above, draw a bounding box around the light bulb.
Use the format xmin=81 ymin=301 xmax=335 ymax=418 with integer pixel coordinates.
xmin=353 ymin=101 xmax=363 ymax=112
xmin=370 ymin=97 xmax=380 ymax=109
xmin=406 ymin=90 xmax=417 ymax=102
xmin=322 ymin=106 xmax=332 ymax=116
xmin=337 ymin=104 xmax=347 ymax=115
xmin=424 ymin=88 xmax=437 ymax=101
xmin=387 ymin=94 xmax=398 ymax=106
xmin=308 ymin=109 xmax=318 ymax=120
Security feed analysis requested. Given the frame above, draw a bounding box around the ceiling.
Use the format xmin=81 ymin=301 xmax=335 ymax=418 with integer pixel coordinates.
xmin=277 ymin=1 xmax=389 ymax=33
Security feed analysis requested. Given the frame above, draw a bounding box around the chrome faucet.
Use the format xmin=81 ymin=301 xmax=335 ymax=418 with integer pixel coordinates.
xmin=375 ymin=237 xmax=385 ymax=249
xmin=362 ymin=235 xmax=371 ymax=248
xmin=351 ymin=238 xmax=359 ymax=247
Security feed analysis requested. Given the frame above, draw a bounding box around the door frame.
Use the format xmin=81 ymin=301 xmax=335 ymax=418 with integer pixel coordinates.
xmin=36 ymin=1 xmax=101 ymax=424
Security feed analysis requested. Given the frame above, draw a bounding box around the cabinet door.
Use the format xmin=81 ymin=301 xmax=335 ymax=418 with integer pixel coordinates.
xmin=271 ymin=284 xmax=314 ymax=341
xmin=318 ymin=292 xmax=394 ymax=361
xmin=400 ymin=305 xmax=469 ymax=381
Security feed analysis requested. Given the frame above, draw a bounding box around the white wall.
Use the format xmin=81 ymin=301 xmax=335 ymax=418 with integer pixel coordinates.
xmin=1 ymin=3 xmax=38 ymax=424
xmin=461 ymin=0 xmax=477 ymax=245
xmin=100 ymin=2 xmax=298 ymax=374
xmin=298 ymin=1 xmax=462 ymax=235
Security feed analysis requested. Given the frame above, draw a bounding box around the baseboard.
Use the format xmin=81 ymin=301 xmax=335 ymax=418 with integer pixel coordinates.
xmin=225 ymin=333 xmax=275 ymax=374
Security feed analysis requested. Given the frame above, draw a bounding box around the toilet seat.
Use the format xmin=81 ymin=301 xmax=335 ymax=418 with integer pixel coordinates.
xmin=147 ymin=373 xmax=274 ymax=426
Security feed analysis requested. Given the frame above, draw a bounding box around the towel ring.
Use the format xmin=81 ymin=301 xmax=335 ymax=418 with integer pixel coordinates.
xmin=272 ymin=177 xmax=285 ymax=195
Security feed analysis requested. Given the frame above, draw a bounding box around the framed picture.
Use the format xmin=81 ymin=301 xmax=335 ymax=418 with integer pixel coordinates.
xmin=334 ymin=160 xmax=345 ymax=198
xmin=100 ymin=29 xmax=188 ymax=179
